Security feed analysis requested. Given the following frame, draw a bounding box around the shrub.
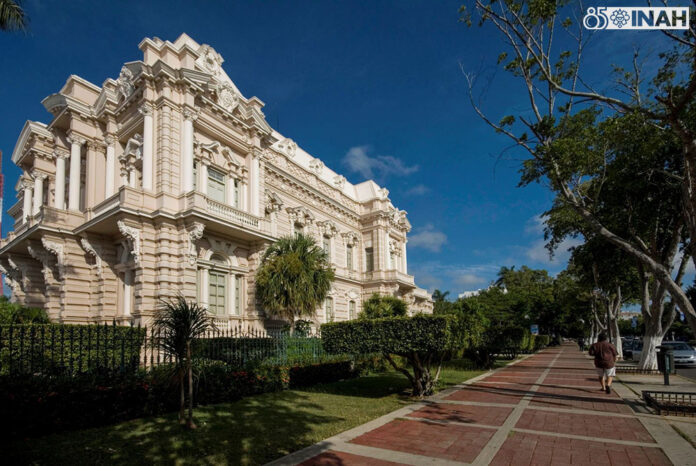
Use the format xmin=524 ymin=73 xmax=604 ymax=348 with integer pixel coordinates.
xmin=360 ymin=294 xmax=408 ymax=319
xmin=321 ymin=314 xmax=479 ymax=397
xmin=0 ymin=324 xmax=146 ymax=376
xmin=0 ymin=298 xmax=49 ymax=325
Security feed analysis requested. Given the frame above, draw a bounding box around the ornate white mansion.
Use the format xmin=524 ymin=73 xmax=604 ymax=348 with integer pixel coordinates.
xmin=0 ymin=34 xmax=432 ymax=328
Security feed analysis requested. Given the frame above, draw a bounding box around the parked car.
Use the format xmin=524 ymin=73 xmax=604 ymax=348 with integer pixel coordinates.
xmin=632 ymin=340 xmax=696 ymax=366
xmin=622 ymin=338 xmax=638 ymax=359
xmin=660 ymin=341 xmax=696 ymax=367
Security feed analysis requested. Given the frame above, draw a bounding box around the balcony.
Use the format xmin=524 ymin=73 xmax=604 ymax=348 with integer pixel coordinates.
xmin=205 ymin=198 xmax=259 ymax=229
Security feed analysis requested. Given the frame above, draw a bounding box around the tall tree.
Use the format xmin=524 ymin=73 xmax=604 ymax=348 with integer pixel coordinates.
xmin=255 ymin=233 xmax=335 ymax=332
xmin=463 ymin=0 xmax=696 ymax=325
xmin=0 ymin=0 xmax=27 ymax=31
xmin=153 ymin=296 xmax=213 ymax=429
xmin=432 ymin=289 xmax=451 ymax=302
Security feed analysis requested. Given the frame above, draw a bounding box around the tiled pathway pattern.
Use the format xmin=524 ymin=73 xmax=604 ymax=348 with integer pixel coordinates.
xmin=272 ymin=344 xmax=685 ymax=465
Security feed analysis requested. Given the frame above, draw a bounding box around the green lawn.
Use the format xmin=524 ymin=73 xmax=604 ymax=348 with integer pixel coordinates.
xmin=4 ymin=360 xmax=496 ymax=465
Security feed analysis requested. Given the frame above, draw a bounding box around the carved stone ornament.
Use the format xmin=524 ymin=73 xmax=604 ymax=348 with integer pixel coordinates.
xmin=286 ymin=206 xmax=315 ymax=227
xmin=317 ymin=220 xmax=338 ymax=238
xmin=265 ymin=190 xmax=284 ymax=214
xmin=0 ymin=263 xmax=21 ymax=297
xmin=333 ymin=175 xmax=346 ymax=190
xmin=116 ymin=65 xmax=135 ymax=101
xmin=121 ymin=134 xmax=143 ymax=164
xmin=27 ymin=241 xmax=54 ymax=283
xmin=275 ymin=138 xmax=297 ymax=158
xmin=218 ymin=83 xmax=239 ymax=113
xmin=378 ymin=187 xmax=390 ymax=200
xmin=80 ymin=237 xmax=103 ymax=278
xmin=117 ymin=221 xmax=141 ymax=266
xmin=41 ymin=237 xmax=66 ymax=278
xmin=309 ymin=158 xmax=324 ymax=176
xmin=389 ymin=239 xmax=402 ymax=257
xmin=341 ymin=231 xmax=360 ymax=246
xmin=188 ymin=222 xmax=205 ymax=266
xmin=196 ymin=44 xmax=222 ymax=78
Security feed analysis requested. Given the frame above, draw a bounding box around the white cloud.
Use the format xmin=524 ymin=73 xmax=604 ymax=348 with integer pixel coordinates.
xmin=405 ymin=184 xmax=429 ymax=196
xmin=343 ymin=145 xmax=419 ymax=180
xmin=408 ymin=261 xmax=499 ymax=293
xmin=408 ymin=224 xmax=447 ymax=252
xmin=524 ymin=237 xmax=582 ymax=266
xmin=454 ymin=273 xmax=488 ymax=287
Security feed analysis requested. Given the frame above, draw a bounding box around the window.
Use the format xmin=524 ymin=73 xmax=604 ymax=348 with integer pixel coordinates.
xmin=349 ymin=301 xmax=356 ymax=320
xmin=323 ymin=236 xmax=331 ymax=262
xmin=365 ymin=247 xmax=374 ymax=272
xmin=234 ymin=275 xmax=242 ymax=315
xmin=233 ymin=179 xmax=240 ymax=208
xmin=325 ymin=297 xmax=334 ymax=323
xmin=207 ymin=167 xmax=226 ymax=203
xmin=209 ymin=270 xmax=227 ymax=316
xmin=294 ymin=223 xmax=304 ymax=236
xmin=346 ymin=245 xmax=353 ymax=270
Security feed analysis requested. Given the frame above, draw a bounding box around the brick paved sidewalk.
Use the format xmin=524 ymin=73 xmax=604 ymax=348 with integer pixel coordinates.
xmin=268 ymin=343 xmax=696 ymax=466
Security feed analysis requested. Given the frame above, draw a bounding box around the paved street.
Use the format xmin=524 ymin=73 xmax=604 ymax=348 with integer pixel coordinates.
xmin=271 ymin=343 xmax=696 ymax=466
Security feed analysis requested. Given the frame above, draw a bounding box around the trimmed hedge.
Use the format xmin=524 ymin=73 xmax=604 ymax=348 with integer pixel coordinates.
xmin=0 ymin=324 xmax=146 ymax=376
xmin=0 ymin=355 xmax=362 ymax=438
xmin=322 ymin=314 xmax=470 ymax=355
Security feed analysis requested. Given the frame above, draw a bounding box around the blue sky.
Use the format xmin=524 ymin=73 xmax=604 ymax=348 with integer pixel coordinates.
xmin=0 ymin=0 xmax=686 ymax=295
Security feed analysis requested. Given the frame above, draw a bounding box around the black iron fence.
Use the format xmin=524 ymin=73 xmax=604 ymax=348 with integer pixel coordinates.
xmin=643 ymin=390 xmax=696 ymax=416
xmin=0 ymin=323 xmax=325 ymax=376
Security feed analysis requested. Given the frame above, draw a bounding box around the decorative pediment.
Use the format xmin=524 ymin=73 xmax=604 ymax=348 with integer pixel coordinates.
xmin=195 ymin=44 xmax=223 ymax=79
xmin=341 ymin=231 xmax=361 ymax=246
xmin=286 ymin=206 xmax=314 ymax=226
xmin=317 ymin=220 xmax=338 ymax=238
xmin=265 ymin=190 xmax=284 ymax=214
xmin=217 ymin=83 xmax=239 ymax=113
xmin=387 ymin=207 xmax=411 ymax=233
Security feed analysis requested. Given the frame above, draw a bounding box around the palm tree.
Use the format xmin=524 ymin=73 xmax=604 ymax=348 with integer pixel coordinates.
xmin=153 ymin=295 xmax=213 ymax=429
xmin=0 ymin=0 xmax=28 ymax=31
xmin=256 ymin=233 xmax=335 ymax=333
xmin=432 ymin=289 xmax=450 ymax=303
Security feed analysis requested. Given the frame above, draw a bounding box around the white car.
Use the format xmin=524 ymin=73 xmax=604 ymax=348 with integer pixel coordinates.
xmin=632 ymin=341 xmax=696 ymax=366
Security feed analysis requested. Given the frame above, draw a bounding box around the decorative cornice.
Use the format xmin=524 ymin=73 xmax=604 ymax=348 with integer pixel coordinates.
xmin=138 ymin=102 xmax=155 ymax=116
xmin=341 ymin=231 xmax=361 ymax=246
xmin=286 ymin=206 xmax=315 ymax=226
xmin=264 ymin=190 xmax=284 ymax=214
xmin=317 ymin=219 xmax=338 ymax=238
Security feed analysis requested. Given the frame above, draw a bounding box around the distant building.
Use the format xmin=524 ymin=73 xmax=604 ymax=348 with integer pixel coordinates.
xmin=0 ymin=34 xmax=432 ymax=328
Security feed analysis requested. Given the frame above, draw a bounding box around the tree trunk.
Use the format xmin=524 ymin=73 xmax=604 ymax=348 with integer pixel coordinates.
xmin=638 ymin=333 xmax=663 ymax=371
xmin=179 ymin=370 xmax=186 ymax=425
xmin=686 ymin=312 xmax=696 ymax=342
xmin=186 ymin=341 xmax=196 ymax=429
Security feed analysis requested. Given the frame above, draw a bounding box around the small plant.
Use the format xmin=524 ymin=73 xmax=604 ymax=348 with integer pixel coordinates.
xmin=153 ymin=295 xmax=213 ymax=429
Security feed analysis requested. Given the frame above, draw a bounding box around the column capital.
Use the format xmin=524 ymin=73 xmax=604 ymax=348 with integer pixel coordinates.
xmin=104 ymin=134 xmax=117 ymax=146
xmin=21 ymin=178 xmax=34 ymax=190
xmin=139 ymin=102 xmax=155 ymax=116
xmin=66 ymin=134 xmax=86 ymax=146
xmin=53 ymin=148 xmax=70 ymax=160
xmin=183 ymin=107 xmax=199 ymax=122
xmin=87 ymin=140 xmax=106 ymax=153
xmin=31 ymin=170 xmax=48 ymax=181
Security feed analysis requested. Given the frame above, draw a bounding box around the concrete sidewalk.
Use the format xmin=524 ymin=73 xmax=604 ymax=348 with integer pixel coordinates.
xmin=268 ymin=343 xmax=696 ymax=465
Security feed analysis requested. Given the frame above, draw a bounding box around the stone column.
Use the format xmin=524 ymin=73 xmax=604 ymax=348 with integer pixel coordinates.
xmin=32 ymin=171 xmax=45 ymax=215
xmin=240 ymin=180 xmax=248 ymax=212
xmin=140 ymin=104 xmax=154 ymax=191
xmin=250 ymin=151 xmax=260 ymax=216
xmin=22 ymin=179 xmax=33 ymax=222
xmin=105 ymin=135 xmax=116 ymax=197
xmin=182 ymin=108 xmax=198 ymax=193
xmin=199 ymin=266 xmax=210 ymax=308
xmin=403 ymin=240 xmax=408 ymax=274
xmin=226 ymin=177 xmax=236 ymax=208
xmin=123 ymin=269 xmax=133 ymax=317
xmin=199 ymin=159 xmax=209 ymax=196
xmin=54 ymin=150 xmax=68 ymax=209
xmin=68 ymin=135 xmax=84 ymax=211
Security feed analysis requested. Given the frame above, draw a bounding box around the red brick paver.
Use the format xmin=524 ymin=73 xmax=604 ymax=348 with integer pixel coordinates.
xmin=490 ymin=431 xmax=671 ymax=466
xmin=350 ymin=418 xmax=495 ymax=462
xmin=408 ymin=403 xmax=513 ymax=426
xmin=300 ymin=451 xmax=407 ymax=466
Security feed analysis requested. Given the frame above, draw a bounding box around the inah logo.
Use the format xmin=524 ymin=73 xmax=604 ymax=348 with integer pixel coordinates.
xmin=583 ymin=6 xmax=690 ymax=30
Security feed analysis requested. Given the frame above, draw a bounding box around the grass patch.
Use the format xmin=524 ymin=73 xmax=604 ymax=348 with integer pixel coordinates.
xmin=3 ymin=360 xmax=491 ymax=465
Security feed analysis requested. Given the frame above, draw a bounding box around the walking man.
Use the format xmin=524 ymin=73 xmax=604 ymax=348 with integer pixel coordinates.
xmin=589 ymin=333 xmax=617 ymax=394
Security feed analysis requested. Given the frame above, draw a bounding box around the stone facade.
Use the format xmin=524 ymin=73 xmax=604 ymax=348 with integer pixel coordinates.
xmin=0 ymin=34 xmax=432 ymax=329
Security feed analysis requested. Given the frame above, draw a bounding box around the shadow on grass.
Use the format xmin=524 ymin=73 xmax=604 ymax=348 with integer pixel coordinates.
xmin=5 ymin=390 xmax=339 ymax=465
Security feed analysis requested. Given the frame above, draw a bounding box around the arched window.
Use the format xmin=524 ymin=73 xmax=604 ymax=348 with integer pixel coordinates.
xmin=325 ymin=297 xmax=334 ymax=323
xmin=349 ymin=300 xmax=356 ymax=320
